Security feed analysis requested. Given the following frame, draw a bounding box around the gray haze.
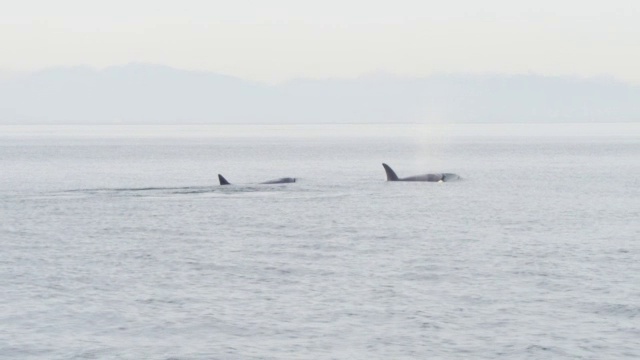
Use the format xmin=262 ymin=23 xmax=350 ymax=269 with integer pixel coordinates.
xmin=1 ymin=64 xmax=639 ymax=124
xmin=3 ymin=1 xmax=640 ymax=83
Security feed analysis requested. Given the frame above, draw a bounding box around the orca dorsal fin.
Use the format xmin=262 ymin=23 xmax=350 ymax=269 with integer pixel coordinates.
xmin=382 ymin=163 xmax=399 ymax=181
xmin=218 ymin=174 xmax=231 ymax=185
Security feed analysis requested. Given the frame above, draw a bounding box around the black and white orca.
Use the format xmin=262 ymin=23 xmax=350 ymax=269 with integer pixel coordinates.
xmin=382 ymin=163 xmax=459 ymax=182
xmin=218 ymin=174 xmax=296 ymax=186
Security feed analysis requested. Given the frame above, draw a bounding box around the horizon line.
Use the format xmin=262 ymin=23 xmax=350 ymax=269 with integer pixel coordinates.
xmin=0 ymin=62 xmax=635 ymax=86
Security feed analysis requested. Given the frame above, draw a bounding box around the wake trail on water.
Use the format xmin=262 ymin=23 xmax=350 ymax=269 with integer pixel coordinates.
xmin=58 ymin=184 xmax=309 ymax=198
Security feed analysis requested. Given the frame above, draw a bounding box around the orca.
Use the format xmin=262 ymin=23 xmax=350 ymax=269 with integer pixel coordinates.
xmin=382 ymin=163 xmax=459 ymax=182
xmin=218 ymin=174 xmax=296 ymax=186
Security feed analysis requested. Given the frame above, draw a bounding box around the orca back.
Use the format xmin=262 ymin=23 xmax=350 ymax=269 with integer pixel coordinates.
xmin=260 ymin=177 xmax=296 ymax=184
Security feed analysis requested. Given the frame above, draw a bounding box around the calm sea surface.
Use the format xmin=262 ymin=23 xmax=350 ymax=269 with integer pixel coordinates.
xmin=1 ymin=124 xmax=639 ymax=359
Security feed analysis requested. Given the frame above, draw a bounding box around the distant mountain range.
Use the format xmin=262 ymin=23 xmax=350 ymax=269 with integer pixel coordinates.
xmin=0 ymin=63 xmax=638 ymax=124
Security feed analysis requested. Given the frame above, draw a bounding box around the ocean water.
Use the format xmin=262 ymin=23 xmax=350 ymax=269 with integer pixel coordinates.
xmin=1 ymin=124 xmax=639 ymax=360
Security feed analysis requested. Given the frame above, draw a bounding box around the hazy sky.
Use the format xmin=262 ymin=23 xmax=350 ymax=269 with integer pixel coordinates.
xmin=2 ymin=0 xmax=639 ymax=83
